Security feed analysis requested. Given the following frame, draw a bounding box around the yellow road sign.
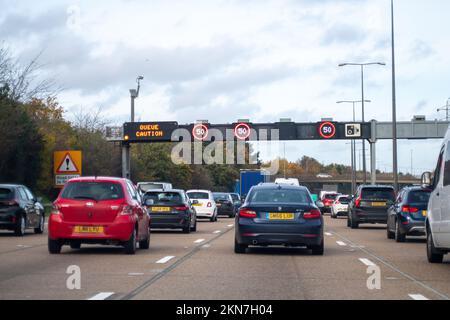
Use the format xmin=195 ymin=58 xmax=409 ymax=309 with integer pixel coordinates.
xmin=54 ymin=151 xmax=82 ymax=187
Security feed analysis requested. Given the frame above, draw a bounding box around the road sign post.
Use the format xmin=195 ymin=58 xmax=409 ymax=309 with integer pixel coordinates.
xmin=54 ymin=151 xmax=82 ymax=188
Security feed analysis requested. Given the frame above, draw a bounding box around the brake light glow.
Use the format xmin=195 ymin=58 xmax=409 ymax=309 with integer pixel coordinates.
xmin=355 ymin=197 xmax=362 ymax=208
xmin=175 ymin=206 xmax=189 ymax=211
xmin=239 ymin=208 xmax=257 ymax=218
xmin=51 ymin=204 xmax=61 ymax=215
xmin=207 ymin=202 xmax=212 ymax=208
xmin=303 ymin=209 xmax=321 ymax=220
xmin=119 ymin=205 xmax=133 ymax=216
xmin=401 ymin=205 xmax=419 ymax=213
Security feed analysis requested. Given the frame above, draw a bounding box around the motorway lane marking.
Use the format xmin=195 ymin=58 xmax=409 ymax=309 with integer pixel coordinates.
xmin=128 ymin=273 xmax=145 ymax=276
xmin=156 ymin=256 xmax=175 ymax=264
xmin=409 ymin=294 xmax=429 ymax=300
xmin=359 ymin=258 xmax=376 ymax=267
xmin=88 ymin=292 xmax=114 ymax=300
xmin=213 ymin=230 xmax=221 ymax=234
xmin=227 ymin=224 xmax=234 ymax=227
xmin=332 ymin=231 xmax=449 ymax=300
xmin=202 ymin=244 xmax=211 ymax=248
xmin=336 ymin=241 xmax=347 ymax=246
xmin=325 ymin=232 xmax=333 ymax=236
xmin=194 ymin=239 xmax=205 ymax=244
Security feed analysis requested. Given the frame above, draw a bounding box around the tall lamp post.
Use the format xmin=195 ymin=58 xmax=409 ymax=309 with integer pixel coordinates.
xmin=391 ymin=0 xmax=399 ymax=192
xmin=339 ymin=62 xmax=385 ymax=184
xmin=123 ymin=76 xmax=144 ymax=179
xmin=437 ymin=98 xmax=450 ymax=121
xmin=337 ymin=100 xmax=371 ymax=194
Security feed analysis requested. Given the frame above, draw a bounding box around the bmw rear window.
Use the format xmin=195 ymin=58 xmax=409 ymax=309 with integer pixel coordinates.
xmin=361 ymin=188 xmax=395 ymax=201
xmin=0 ymin=188 xmax=14 ymax=200
xmin=187 ymin=192 xmax=209 ymax=200
xmin=249 ymin=189 xmax=311 ymax=204
xmin=144 ymin=192 xmax=184 ymax=205
xmin=407 ymin=190 xmax=431 ymax=204
xmin=61 ymin=182 xmax=124 ymax=201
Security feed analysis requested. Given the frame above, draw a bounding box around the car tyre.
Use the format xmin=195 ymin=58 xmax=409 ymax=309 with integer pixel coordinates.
xmin=48 ymin=238 xmax=62 ymax=254
xmin=234 ymin=239 xmax=247 ymax=254
xmin=350 ymin=214 xmax=359 ymax=229
xmin=191 ymin=220 xmax=197 ymax=232
xmin=311 ymin=240 xmax=324 ymax=256
xmin=124 ymin=228 xmax=137 ymax=255
xmin=182 ymin=224 xmax=191 ymax=234
xmin=14 ymin=214 xmax=26 ymax=237
xmin=387 ymin=224 xmax=395 ymax=239
xmin=139 ymin=229 xmax=150 ymax=250
xmin=395 ymin=219 xmax=406 ymax=243
xmin=427 ymin=229 xmax=444 ymax=263
xmin=34 ymin=215 xmax=45 ymax=234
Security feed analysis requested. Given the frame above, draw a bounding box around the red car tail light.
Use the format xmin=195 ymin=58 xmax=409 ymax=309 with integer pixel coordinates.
xmin=207 ymin=202 xmax=212 ymax=208
xmin=174 ymin=206 xmax=189 ymax=211
xmin=119 ymin=205 xmax=133 ymax=216
xmin=51 ymin=204 xmax=61 ymax=215
xmin=304 ymin=209 xmax=321 ymax=220
xmin=355 ymin=197 xmax=362 ymax=208
xmin=239 ymin=208 xmax=257 ymax=218
xmin=401 ymin=205 xmax=419 ymax=213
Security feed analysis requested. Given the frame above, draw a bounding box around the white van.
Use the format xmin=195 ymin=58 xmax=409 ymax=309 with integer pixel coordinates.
xmin=422 ymin=126 xmax=450 ymax=263
xmin=137 ymin=182 xmax=172 ymax=195
xmin=274 ymin=178 xmax=300 ymax=186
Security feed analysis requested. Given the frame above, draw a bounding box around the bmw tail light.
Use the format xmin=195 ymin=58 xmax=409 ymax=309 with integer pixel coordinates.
xmin=119 ymin=205 xmax=133 ymax=216
xmin=355 ymin=197 xmax=362 ymax=208
xmin=239 ymin=208 xmax=257 ymax=218
xmin=174 ymin=206 xmax=189 ymax=211
xmin=303 ymin=209 xmax=321 ymax=220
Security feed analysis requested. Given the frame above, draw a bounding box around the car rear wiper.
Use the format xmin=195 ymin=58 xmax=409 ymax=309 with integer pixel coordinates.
xmin=73 ymin=196 xmax=98 ymax=201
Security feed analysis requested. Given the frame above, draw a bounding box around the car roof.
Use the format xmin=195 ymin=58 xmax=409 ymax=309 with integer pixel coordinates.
xmin=0 ymin=184 xmax=23 ymax=189
xmin=186 ymin=190 xmax=211 ymax=193
xmin=360 ymin=185 xmax=394 ymax=189
xmin=253 ymin=183 xmax=309 ymax=191
xmin=145 ymin=189 xmax=184 ymax=193
xmin=67 ymin=176 xmax=126 ymax=183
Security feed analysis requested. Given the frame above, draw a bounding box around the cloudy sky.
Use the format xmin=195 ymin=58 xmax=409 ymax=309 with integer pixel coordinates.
xmin=1 ymin=0 xmax=449 ymax=175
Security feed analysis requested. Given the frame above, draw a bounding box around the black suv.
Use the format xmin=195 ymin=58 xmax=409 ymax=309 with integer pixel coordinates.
xmin=348 ymin=185 xmax=395 ymax=229
xmin=0 ymin=184 xmax=45 ymax=236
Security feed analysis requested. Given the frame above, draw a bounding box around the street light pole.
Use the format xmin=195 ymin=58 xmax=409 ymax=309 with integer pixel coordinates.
xmin=437 ymin=98 xmax=450 ymax=121
xmin=339 ymin=62 xmax=385 ymax=185
xmin=391 ymin=0 xmax=399 ymax=192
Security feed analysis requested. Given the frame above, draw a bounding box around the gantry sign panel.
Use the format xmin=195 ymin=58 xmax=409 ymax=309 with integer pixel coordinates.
xmin=122 ymin=121 xmax=371 ymax=143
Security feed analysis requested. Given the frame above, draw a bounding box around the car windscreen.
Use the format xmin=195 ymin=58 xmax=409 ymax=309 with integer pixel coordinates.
xmin=143 ymin=192 xmax=183 ymax=205
xmin=213 ymin=194 xmax=229 ymax=201
xmin=361 ymin=188 xmax=395 ymax=201
xmin=230 ymin=194 xmax=240 ymax=201
xmin=187 ymin=192 xmax=209 ymax=200
xmin=139 ymin=183 xmax=164 ymax=192
xmin=338 ymin=197 xmax=351 ymax=204
xmin=324 ymin=194 xmax=338 ymax=200
xmin=61 ymin=182 xmax=124 ymax=201
xmin=407 ymin=190 xmax=431 ymax=204
xmin=249 ymin=189 xmax=311 ymax=204
xmin=0 ymin=188 xmax=14 ymax=200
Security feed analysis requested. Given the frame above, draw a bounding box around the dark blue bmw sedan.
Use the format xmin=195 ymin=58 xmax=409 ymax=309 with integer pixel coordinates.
xmin=235 ymin=183 xmax=324 ymax=255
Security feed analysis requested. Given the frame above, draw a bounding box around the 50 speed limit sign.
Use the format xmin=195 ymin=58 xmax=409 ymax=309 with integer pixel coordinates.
xmin=234 ymin=123 xmax=251 ymax=140
xmin=192 ymin=124 xmax=209 ymax=141
xmin=318 ymin=122 xmax=336 ymax=139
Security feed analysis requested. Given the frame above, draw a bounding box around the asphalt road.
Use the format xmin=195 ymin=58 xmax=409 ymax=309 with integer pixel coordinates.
xmin=0 ymin=215 xmax=449 ymax=300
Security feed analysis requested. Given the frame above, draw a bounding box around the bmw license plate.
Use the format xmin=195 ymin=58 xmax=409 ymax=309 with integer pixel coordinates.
xmin=267 ymin=213 xmax=294 ymax=220
xmin=372 ymin=202 xmax=386 ymax=207
xmin=151 ymin=207 xmax=171 ymax=212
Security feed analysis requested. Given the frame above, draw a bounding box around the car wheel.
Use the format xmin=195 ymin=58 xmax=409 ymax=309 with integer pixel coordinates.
xmin=210 ymin=215 xmax=215 ymax=222
xmin=311 ymin=240 xmax=324 ymax=256
xmin=70 ymin=241 xmax=81 ymax=249
xmin=427 ymin=230 xmax=444 ymax=263
xmin=14 ymin=215 xmax=26 ymax=237
xmin=191 ymin=220 xmax=197 ymax=232
xmin=395 ymin=219 xmax=406 ymax=243
xmin=347 ymin=214 xmax=351 ymax=227
xmin=386 ymin=223 xmax=395 ymax=239
xmin=139 ymin=229 xmax=150 ymax=250
xmin=34 ymin=215 xmax=45 ymax=234
xmin=48 ymin=238 xmax=62 ymax=254
xmin=350 ymin=214 xmax=359 ymax=229
xmin=124 ymin=228 xmax=137 ymax=255
xmin=182 ymin=223 xmax=191 ymax=234
xmin=234 ymin=239 xmax=247 ymax=254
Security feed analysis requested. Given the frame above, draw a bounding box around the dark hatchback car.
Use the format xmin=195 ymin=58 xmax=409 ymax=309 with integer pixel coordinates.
xmin=235 ymin=184 xmax=324 ymax=255
xmin=213 ymin=193 xmax=236 ymax=218
xmin=143 ymin=190 xmax=197 ymax=233
xmin=0 ymin=184 xmax=45 ymax=236
xmin=230 ymin=193 xmax=241 ymax=213
xmin=348 ymin=185 xmax=396 ymax=229
xmin=387 ymin=187 xmax=431 ymax=242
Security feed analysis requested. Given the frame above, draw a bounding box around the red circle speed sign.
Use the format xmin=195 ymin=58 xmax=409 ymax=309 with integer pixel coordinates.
xmin=192 ymin=124 xmax=209 ymax=141
xmin=234 ymin=123 xmax=251 ymax=140
xmin=319 ymin=122 xmax=336 ymax=139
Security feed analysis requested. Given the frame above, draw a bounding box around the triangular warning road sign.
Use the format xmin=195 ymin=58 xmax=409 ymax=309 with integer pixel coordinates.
xmin=56 ymin=153 xmax=80 ymax=174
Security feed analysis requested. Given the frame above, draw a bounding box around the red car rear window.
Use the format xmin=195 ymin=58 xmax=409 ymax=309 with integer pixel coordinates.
xmin=61 ymin=182 xmax=124 ymax=201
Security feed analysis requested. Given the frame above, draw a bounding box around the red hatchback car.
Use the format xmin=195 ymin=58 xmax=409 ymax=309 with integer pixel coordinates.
xmin=48 ymin=177 xmax=150 ymax=254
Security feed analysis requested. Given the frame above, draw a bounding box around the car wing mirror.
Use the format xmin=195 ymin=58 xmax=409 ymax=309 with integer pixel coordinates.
xmin=421 ymin=171 xmax=433 ymax=189
xmin=315 ymin=200 xmax=324 ymax=208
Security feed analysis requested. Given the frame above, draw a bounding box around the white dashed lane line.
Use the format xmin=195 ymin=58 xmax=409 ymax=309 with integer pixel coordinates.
xmin=325 ymin=232 xmax=333 ymax=236
xmin=336 ymin=241 xmax=347 ymax=246
xmin=156 ymin=256 xmax=175 ymax=264
xmin=359 ymin=258 xmax=376 ymax=267
xmin=88 ymin=292 xmax=115 ymax=300
xmin=409 ymin=294 xmax=429 ymax=300
xmin=213 ymin=230 xmax=221 ymax=234
xmin=194 ymin=239 xmax=205 ymax=244
xmin=227 ymin=224 xmax=234 ymax=227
